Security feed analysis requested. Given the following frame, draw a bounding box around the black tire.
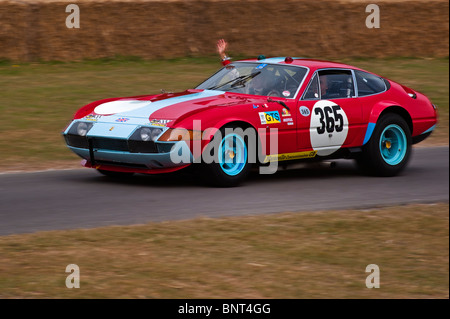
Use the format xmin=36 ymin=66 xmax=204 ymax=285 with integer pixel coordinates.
xmin=356 ymin=113 xmax=412 ymax=177
xmin=201 ymin=125 xmax=253 ymax=187
xmin=97 ymin=169 xmax=134 ymax=178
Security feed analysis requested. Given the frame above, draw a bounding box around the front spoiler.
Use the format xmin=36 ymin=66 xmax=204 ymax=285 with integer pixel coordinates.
xmin=68 ymin=140 xmax=193 ymax=174
xmin=82 ymin=159 xmax=190 ymax=175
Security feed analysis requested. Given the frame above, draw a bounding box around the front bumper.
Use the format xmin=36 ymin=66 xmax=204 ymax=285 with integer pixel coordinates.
xmin=67 ymin=142 xmax=193 ymax=170
xmin=63 ymin=120 xmax=193 ymax=172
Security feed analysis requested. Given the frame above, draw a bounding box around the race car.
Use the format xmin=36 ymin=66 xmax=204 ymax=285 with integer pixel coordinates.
xmin=63 ymin=57 xmax=438 ymax=186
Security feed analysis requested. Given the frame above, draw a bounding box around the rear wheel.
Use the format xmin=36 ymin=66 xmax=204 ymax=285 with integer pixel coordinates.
xmin=357 ymin=113 xmax=412 ymax=176
xmin=201 ymin=125 xmax=252 ymax=187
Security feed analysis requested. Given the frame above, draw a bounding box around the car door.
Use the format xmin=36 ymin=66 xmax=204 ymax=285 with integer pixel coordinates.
xmin=296 ymin=69 xmax=363 ymax=156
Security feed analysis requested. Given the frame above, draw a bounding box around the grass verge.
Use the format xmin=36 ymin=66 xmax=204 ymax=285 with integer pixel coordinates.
xmin=0 ymin=203 xmax=448 ymax=298
xmin=0 ymin=57 xmax=447 ymax=171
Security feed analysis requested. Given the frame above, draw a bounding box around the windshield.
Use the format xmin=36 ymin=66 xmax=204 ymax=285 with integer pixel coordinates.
xmin=196 ymin=62 xmax=308 ymax=98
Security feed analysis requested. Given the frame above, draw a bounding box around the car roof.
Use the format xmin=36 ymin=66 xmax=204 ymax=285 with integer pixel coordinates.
xmin=237 ymin=57 xmax=366 ymax=73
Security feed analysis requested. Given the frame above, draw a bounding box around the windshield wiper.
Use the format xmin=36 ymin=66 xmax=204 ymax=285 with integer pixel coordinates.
xmin=207 ymin=71 xmax=261 ymax=91
xmin=267 ymin=97 xmax=290 ymax=111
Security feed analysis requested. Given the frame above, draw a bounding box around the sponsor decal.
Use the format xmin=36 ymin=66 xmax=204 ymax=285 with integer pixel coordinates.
xmin=149 ymin=122 xmax=166 ymax=127
xmin=116 ymin=118 xmax=130 ymax=122
xmin=310 ymin=100 xmax=349 ymax=156
xmin=256 ymin=63 xmax=268 ymax=70
xmin=264 ymin=151 xmax=317 ymax=163
xmin=287 ymin=122 xmax=294 ymax=126
xmin=259 ymin=111 xmax=281 ymax=125
xmin=253 ymin=104 xmax=260 ymax=109
xmin=84 ymin=114 xmax=102 ymax=122
xmin=149 ymin=119 xmax=172 ymax=127
xmin=299 ymin=106 xmax=311 ymax=117
xmin=281 ymin=108 xmax=291 ymax=117
xmin=283 ymin=118 xmax=293 ymax=123
xmin=282 ymin=90 xmax=291 ymax=97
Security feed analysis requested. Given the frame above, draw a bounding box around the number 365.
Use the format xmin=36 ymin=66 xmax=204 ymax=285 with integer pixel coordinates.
xmin=314 ymin=105 xmax=344 ymax=134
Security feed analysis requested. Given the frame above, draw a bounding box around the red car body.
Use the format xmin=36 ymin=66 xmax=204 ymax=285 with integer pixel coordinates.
xmin=63 ymin=57 xmax=438 ymax=186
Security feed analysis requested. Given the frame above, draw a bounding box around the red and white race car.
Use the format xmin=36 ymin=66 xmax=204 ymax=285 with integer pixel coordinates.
xmin=63 ymin=57 xmax=438 ymax=186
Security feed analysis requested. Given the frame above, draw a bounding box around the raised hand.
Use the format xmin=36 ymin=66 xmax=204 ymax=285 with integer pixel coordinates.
xmin=216 ymin=39 xmax=228 ymax=60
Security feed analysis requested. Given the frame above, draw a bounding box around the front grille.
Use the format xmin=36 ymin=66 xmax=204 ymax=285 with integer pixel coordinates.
xmin=65 ymin=135 xmax=158 ymax=154
xmin=157 ymin=142 xmax=176 ymax=153
xmin=65 ymin=135 xmax=89 ymax=149
xmin=128 ymin=140 xmax=158 ymax=153
xmin=92 ymin=138 xmax=129 ymax=152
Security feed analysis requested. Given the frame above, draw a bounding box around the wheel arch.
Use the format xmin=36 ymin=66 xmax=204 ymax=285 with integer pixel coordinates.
xmin=219 ymin=120 xmax=255 ymax=130
xmin=363 ymin=103 xmax=413 ymax=145
xmin=379 ymin=106 xmax=413 ymax=134
xmin=204 ymin=119 xmax=265 ymax=164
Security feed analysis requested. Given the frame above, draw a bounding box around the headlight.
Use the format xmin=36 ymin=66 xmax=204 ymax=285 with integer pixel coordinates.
xmin=77 ymin=122 xmax=89 ymax=136
xmin=140 ymin=128 xmax=152 ymax=141
xmin=128 ymin=127 xmax=163 ymax=153
xmin=150 ymin=128 xmax=163 ymax=141
xmin=68 ymin=121 xmax=94 ymax=136
xmin=140 ymin=127 xmax=162 ymax=142
xmin=140 ymin=127 xmax=163 ymax=142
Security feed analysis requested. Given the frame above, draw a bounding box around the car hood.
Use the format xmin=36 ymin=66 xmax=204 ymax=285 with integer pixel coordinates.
xmin=78 ymin=89 xmax=256 ymax=126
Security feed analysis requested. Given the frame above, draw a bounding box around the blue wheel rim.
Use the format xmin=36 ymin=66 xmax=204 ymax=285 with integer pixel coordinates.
xmin=379 ymin=124 xmax=407 ymax=166
xmin=218 ymin=133 xmax=248 ymax=176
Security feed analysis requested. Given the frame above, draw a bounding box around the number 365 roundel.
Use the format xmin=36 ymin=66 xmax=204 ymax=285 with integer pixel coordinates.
xmin=310 ymin=100 xmax=349 ymax=156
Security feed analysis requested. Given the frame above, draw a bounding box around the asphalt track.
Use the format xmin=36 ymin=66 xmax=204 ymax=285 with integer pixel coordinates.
xmin=0 ymin=147 xmax=448 ymax=236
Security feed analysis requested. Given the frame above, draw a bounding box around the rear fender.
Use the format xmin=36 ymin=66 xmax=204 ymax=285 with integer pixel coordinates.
xmin=363 ymin=101 xmax=412 ymax=145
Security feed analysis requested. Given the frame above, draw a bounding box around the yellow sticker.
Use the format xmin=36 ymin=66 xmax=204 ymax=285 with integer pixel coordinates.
xmin=264 ymin=151 xmax=317 ymax=163
xmin=259 ymin=111 xmax=281 ymax=125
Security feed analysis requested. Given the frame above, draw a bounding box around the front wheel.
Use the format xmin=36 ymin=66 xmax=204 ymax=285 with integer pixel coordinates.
xmin=201 ymin=126 xmax=252 ymax=187
xmin=357 ymin=113 xmax=412 ymax=176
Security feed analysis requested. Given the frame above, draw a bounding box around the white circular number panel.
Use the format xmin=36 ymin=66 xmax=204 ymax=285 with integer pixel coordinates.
xmin=94 ymin=100 xmax=152 ymax=115
xmin=310 ymin=100 xmax=349 ymax=156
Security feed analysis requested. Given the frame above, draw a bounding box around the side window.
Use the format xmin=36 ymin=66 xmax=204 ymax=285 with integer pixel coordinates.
xmin=355 ymin=70 xmax=387 ymax=96
xmin=303 ymin=73 xmax=320 ymax=100
xmin=319 ymin=70 xmax=355 ymax=99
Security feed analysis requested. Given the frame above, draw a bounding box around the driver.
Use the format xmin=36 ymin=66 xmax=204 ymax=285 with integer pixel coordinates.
xmin=247 ymin=67 xmax=277 ymax=96
xmin=320 ymin=75 xmax=329 ymax=98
